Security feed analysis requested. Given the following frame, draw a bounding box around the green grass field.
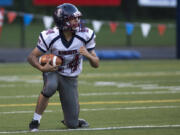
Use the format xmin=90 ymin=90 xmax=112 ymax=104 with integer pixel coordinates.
xmin=0 ymin=60 xmax=180 ymax=135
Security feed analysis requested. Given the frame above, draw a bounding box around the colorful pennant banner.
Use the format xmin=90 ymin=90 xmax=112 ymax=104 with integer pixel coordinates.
xmin=109 ymin=22 xmax=119 ymax=33
xmin=126 ymin=23 xmax=134 ymax=35
xmin=24 ymin=14 xmax=34 ymax=26
xmin=158 ymin=24 xmax=166 ymax=36
xmin=43 ymin=16 xmax=53 ymax=29
xmin=0 ymin=9 xmax=174 ymax=39
xmin=141 ymin=23 xmax=151 ymax=37
xmin=92 ymin=20 xmax=103 ymax=33
xmin=7 ymin=11 xmax=17 ymax=23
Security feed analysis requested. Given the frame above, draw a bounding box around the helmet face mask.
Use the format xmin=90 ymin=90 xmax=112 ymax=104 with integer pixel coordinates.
xmin=53 ymin=3 xmax=82 ymax=31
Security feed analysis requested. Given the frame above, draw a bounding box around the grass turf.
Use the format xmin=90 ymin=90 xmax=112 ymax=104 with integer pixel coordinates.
xmin=0 ymin=60 xmax=180 ymax=135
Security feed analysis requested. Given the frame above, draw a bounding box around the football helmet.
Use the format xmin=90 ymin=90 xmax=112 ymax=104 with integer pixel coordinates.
xmin=53 ymin=3 xmax=82 ymax=31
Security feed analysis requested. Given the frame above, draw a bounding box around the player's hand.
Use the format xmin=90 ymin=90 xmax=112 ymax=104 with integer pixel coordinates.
xmin=79 ymin=46 xmax=90 ymax=58
xmin=40 ymin=59 xmax=58 ymax=72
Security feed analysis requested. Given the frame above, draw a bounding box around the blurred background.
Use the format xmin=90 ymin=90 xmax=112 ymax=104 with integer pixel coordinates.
xmin=0 ymin=0 xmax=177 ymax=62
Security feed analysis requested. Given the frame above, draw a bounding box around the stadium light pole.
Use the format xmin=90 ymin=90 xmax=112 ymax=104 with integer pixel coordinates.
xmin=177 ymin=0 xmax=180 ymax=59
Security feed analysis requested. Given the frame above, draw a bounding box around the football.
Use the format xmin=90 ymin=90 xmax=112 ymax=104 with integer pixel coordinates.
xmin=39 ymin=54 xmax=62 ymax=66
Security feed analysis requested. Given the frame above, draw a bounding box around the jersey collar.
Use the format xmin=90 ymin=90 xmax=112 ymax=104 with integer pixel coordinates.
xmin=59 ymin=30 xmax=75 ymax=48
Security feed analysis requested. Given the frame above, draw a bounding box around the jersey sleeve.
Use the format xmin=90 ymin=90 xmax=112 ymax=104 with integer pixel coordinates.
xmin=36 ymin=32 xmax=48 ymax=53
xmin=85 ymin=28 xmax=96 ymax=52
xmin=36 ymin=28 xmax=57 ymax=53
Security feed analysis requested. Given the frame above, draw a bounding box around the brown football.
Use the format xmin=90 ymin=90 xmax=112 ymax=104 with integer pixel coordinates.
xmin=39 ymin=54 xmax=62 ymax=66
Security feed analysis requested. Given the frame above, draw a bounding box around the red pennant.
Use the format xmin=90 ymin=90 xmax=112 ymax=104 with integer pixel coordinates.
xmin=7 ymin=12 xmax=17 ymax=24
xmin=158 ymin=24 xmax=166 ymax=36
xmin=0 ymin=8 xmax=5 ymax=38
xmin=109 ymin=22 xmax=118 ymax=33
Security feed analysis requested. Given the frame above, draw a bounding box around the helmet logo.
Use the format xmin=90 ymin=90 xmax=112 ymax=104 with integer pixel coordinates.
xmin=57 ymin=8 xmax=62 ymax=17
xmin=73 ymin=11 xmax=81 ymax=17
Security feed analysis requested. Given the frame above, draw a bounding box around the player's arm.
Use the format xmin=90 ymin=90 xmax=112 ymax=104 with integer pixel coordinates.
xmin=79 ymin=46 xmax=99 ymax=68
xmin=27 ymin=47 xmax=58 ymax=72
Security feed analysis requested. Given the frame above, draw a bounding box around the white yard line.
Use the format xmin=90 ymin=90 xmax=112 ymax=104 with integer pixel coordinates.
xmin=0 ymin=106 xmax=179 ymax=115
xmin=80 ymin=91 xmax=180 ymax=96
xmin=80 ymin=106 xmax=180 ymax=111
xmin=94 ymin=81 xmax=180 ymax=91
xmin=0 ymin=110 xmax=52 ymax=114
xmin=81 ymin=71 xmax=180 ymax=78
xmin=0 ymin=95 xmax=38 ymax=99
xmin=0 ymin=90 xmax=180 ymax=99
xmin=0 ymin=84 xmax=15 ymax=88
xmin=0 ymin=71 xmax=180 ymax=83
xmin=0 ymin=125 xmax=180 ymax=134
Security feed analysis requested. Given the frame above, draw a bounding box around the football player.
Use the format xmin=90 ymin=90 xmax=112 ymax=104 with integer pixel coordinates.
xmin=27 ymin=3 xmax=99 ymax=132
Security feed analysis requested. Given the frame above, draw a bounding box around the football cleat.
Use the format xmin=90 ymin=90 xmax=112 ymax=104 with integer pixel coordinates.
xmin=61 ymin=119 xmax=89 ymax=128
xmin=78 ymin=119 xmax=89 ymax=128
xmin=29 ymin=120 xmax=40 ymax=132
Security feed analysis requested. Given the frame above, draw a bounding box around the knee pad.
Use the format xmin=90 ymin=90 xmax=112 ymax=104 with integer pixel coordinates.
xmin=41 ymin=82 xmax=58 ymax=98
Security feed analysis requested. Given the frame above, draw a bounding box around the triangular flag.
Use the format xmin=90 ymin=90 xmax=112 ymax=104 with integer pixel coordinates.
xmin=109 ymin=22 xmax=118 ymax=33
xmin=0 ymin=8 xmax=5 ymax=38
xmin=158 ymin=24 xmax=166 ymax=36
xmin=141 ymin=23 xmax=151 ymax=37
xmin=43 ymin=16 xmax=53 ymax=29
xmin=7 ymin=12 xmax=17 ymax=24
xmin=92 ymin=20 xmax=103 ymax=33
xmin=125 ymin=23 xmax=134 ymax=35
xmin=24 ymin=14 xmax=34 ymax=26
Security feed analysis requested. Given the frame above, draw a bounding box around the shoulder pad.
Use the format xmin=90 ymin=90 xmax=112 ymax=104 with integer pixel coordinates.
xmin=75 ymin=27 xmax=95 ymax=43
xmin=40 ymin=27 xmax=59 ymax=47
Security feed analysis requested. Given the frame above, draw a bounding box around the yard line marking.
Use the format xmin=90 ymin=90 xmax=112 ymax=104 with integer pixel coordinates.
xmin=0 ymin=71 xmax=180 ymax=83
xmin=1 ymin=90 xmax=180 ymax=99
xmin=0 ymin=125 xmax=180 ymax=134
xmin=81 ymin=105 xmax=180 ymax=111
xmin=94 ymin=81 xmax=180 ymax=91
xmin=0 ymin=99 xmax=180 ymax=107
xmin=0 ymin=106 xmax=179 ymax=115
xmin=0 ymin=95 xmax=38 ymax=99
xmin=0 ymin=84 xmax=15 ymax=88
xmin=0 ymin=110 xmax=52 ymax=114
xmin=79 ymin=99 xmax=180 ymax=105
xmin=80 ymin=91 xmax=180 ymax=96
xmin=81 ymin=71 xmax=180 ymax=78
